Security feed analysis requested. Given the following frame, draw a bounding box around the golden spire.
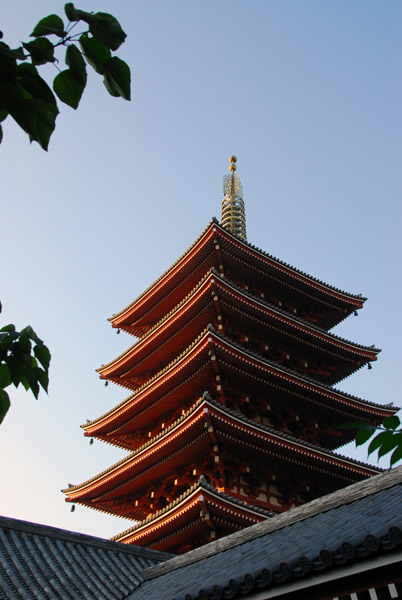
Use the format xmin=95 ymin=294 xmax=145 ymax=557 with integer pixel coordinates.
xmin=221 ymin=155 xmax=247 ymax=241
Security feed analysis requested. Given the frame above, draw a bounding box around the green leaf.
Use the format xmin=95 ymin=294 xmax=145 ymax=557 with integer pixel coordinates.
xmin=12 ymin=340 xmax=31 ymax=361
xmin=0 ymin=364 xmax=11 ymax=389
xmin=6 ymin=355 xmax=24 ymax=388
xmin=22 ymin=38 xmax=55 ymax=65
xmin=17 ymin=63 xmax=57 ymax=104
xmin=65 ymin=6 xmax=126 ymax=49
xmin=82 ymin=12 xmax=127 ymax=51
xmin=355 ymin=426 xmax=376 ymax=447
xmin=0 ymin=41 xmax=25 ymax=62
xmin=103 ymin=57 xmax=130 ymax=100
xmin=0 ymin=331 xmax=18 ymax=349
xmin=79 ymin=33 xmax=111 ymax=74
xmin=0 ymin=108 xmax=8 ymax=122
xmin=19 ymin=374 xmax=30 ymax=391
xmin=36 ymin=368 xmax=49 ymax=393
xmin=0 ymin=389 xmax=10 ymax=424
xmin=24 ymin=367 xmax=40 ymax=399
xmin=383 ymin=415 xmax=401 ymax=431
xmin=7 ymin=95 xmax=34 ymax=137
xmin=377 ymin=434 xmax=401 ymax=459
xmin=368 ymin=431 xmax=391 ymax=456
xmin=64 ymin=3 xmax=93 ymax=22
xmin=0 ymin=80 xmax=58 ymax=150
xmin=31 ymin=14 xmax=66 ymax=38
xmin=34 ymin=344 xmax=51 ymax=370
xmin=0 ymin=42 xmax=23 ymax=80
xmin=65 ymin=3 xmax=80 ymax=22
xmin=53 ymin=69 xmax=85 ymax=109
xmin=29 ymin=354 xmax=38 ymax=368
xmin=1 ymin=324 xmax=16 ymax=333
xmin=390 ymin=439 xmax=402 ymax=466
xmin=17 ymin=334 xmax=32 ymax=351
xmin=65 ymin=44 xmax=87 ymax=85
xmin=20 ymin=325 xmax=37 ymax=339
xmin=0 ymin=81 xmax=32 ymax=136
xmin=27 ymin=99 xmax=59 ymax=150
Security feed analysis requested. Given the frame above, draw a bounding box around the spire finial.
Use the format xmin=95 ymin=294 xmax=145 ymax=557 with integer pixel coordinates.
xmin=221 ymin=155 xmax=247 ymax=241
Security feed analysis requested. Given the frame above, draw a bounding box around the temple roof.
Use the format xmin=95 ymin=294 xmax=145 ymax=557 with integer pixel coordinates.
xmin=0 ymin=515 xmax=172 ymax=600
xmin=130 ymin=466 xmax=402 ymax=600
xmin=111 ymin=478 xmax=271 ymax=549
xmin=84 ymin=327 xmax=396 ymax=444
xmin=65 ymin=394 xmax=381 ymax=515
xmin=2 ymin=468 xmax=402 ymax=599
xmin=110 ymin=220 xmax=366 ymax=333
xmin=99 ymin=268 xmax=379 ymax=386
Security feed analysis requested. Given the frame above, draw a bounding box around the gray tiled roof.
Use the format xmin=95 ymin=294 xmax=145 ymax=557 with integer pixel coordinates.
xmin=131 ymin=466 xmax=402 ymax=600
xmin=2 ymin=469 xmax=401 ymax=600
xmin=0 ymin=516 xmax=173 ymax=600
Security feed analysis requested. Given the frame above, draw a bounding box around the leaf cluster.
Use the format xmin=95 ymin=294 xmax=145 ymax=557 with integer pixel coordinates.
xmin=341 ymin=415 xmax=402 ymax=467
xmin=0 ymin=302 xmax=51 ymax=424
xmin=0 ymin=3 xmax=130 ymax=150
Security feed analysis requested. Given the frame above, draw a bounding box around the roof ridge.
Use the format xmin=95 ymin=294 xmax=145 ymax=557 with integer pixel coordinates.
xmin=206 ymin=395 xmax=381 ymax=471
xmin=215 ymin=270 xmax=379 ymax=353
xmin=0 ymin=514 xmax=173 ymax=559
xmin=208 ymin=325 xmax=396 ymax=412
xmin=219 ymin=222 xmax=367 ymax=302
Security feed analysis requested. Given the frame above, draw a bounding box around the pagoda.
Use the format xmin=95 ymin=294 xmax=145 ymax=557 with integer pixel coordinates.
xmin=64 ymin=156 xmax=397 ymax=554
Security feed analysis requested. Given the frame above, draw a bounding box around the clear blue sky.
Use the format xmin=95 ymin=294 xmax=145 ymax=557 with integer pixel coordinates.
xmin=1 ymin=1 xmax=401 ymax=539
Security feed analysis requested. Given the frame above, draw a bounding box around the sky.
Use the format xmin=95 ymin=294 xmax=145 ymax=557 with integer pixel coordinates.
xmin=1 ymin=1 xmax=401 ymax=540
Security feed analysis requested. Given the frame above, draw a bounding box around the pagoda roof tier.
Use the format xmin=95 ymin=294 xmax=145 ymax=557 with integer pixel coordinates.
xmin=65 ymin=395 xmax=381 ymax=520
xmin=111 ymin=479 xmax=271 ymax=553
xmin=110 ymin=221 xmax=366 ymax=334
xmin=84 ymin=328 xmax=396 ymax=448
xmin=98 ymin=269 xmax=379 ymax=387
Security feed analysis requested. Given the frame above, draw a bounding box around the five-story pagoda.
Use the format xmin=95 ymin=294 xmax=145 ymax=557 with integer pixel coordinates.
xmin=64 ymin=157 xmax=397 ymax=554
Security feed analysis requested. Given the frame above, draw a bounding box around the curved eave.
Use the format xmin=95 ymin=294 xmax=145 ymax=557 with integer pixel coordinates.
xmin=217 ymin=225 xmax=365 ymax=329
xmin=112 ymin=483 xmax=268 ymax=547
xmin=66 ymin=396 xmax=381 ymax=511
xmin=98 ymin=271 xmax=216 ymax=379
xmin=86 ymin=328 xmax=214 ymax=437
xmin=84 ymin=328 xmax=396 ymax=443
xmin=109 ymin=221 xmax=365 ymax=333
xmin=110 ymin=221 xmax=217 ymax=331
xmin=99 ymin=269 xmax=378 ymax=383
xmin=66 ymin=398 xmax=210 ymax=504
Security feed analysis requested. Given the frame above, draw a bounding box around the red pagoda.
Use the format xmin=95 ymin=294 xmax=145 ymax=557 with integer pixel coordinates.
xmin=64 ymin=156 xmax=397 ymax=554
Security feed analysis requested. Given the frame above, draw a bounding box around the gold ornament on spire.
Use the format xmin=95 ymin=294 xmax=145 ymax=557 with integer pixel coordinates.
xmin=221 ymin=155 xmax=247 ymax=241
